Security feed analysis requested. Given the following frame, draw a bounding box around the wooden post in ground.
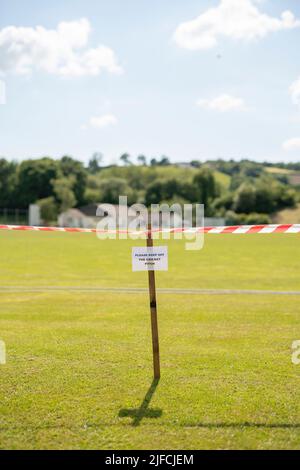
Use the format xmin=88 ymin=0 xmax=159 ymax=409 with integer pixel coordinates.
xmin=147 ymin=223 xmax=160 ymax=379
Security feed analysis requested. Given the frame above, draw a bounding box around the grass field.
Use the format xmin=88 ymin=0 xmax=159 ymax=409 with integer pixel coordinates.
xmin=1 ymin=231 xmax=300 ymax=449
xmin=275 ymin=204 xmax=300 ymax=225
xmin=265 ymin=167 xmax=294 ymax=175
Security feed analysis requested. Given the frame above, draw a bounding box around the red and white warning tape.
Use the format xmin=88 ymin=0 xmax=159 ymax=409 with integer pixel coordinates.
xmin=0 ymin=223 xmax=300 ymax=234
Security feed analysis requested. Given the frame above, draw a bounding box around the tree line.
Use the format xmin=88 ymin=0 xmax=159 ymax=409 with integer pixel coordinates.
xmin=0 ymin=154 xmax=298 ymax=224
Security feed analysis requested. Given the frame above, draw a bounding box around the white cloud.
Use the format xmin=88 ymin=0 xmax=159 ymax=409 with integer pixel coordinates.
xmin=290 ymin=77 xmax=300 ymax=105
xmin=174 ymin=0 xmax=300 ymax=50
xmin=197 ymin=93 xmax=246 ymax=112
xmin=85 ymin=114 xmax=118 ymax=129
xmin=0 ymin=18 xmax=123 ymax=77
xmin=282 ymin=138 xmax=300 ymax=151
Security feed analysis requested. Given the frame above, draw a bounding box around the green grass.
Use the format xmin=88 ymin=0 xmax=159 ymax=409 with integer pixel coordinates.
xmin=265 ymin=167 xmax=294 ymax=175
xmin=0 ymin=231 xmax=300 ymax=449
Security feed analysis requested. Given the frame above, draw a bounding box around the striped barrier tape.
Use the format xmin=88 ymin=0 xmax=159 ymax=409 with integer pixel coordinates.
xmin=0 ymin=223 xmax=300 ymax=234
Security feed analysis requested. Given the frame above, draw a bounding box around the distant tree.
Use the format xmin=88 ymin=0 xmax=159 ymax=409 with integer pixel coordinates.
xmin=180 ymin=181 xmax=197 ymax=202
xmin=246 ymin=213 xmax=271 ymax=225
xmin=88 ymin=153 xmax=103 ymax=174
xmin=190 ymin=160 xmax=201 ymax=168
xmin=145 ymin=181 xmax=163 ymax=205
xmin=59 ymin=155 xmax=87 ymax=206
xmin=84 ymin=188 xmax=99 ymax=204
xmin=214 ymin=160 xmax=241 ymax=176
xmin=275 ymin=174 xmax=289 ymax=185
xmin=255 ymin=185 xmax=276 ymax=213
xmin=158 ymin=156 xmax=171 ymax=166
xmin=120 ymin=153 xmax=131 ymax=166
xmin=243 ymin=163 xmax=263 ymax=178
xmin=274 ymin=185 xmax=296 ymax=210
xmin=17 ymin=158 xmax=59 ymax=208
xmin=150 ymin=158 xmax=158 ymax=166
xmin=162 ymin=179 xmax=180 ymax=199
xmin=233 ymin=183 xmax=256 ymax=214
xmin=123 ymin=166 xmax=147 ymax=191
xmin=230 ymin=175 xmax=244 ymax=191
xmin=213 ymin=193 xmax=234 ymax=212
xmin=137 ymin=155 xmax=147 ymax=166
xmin=84 ymin=174 xmax=100 ymax=203
xmin=98 ymin=177 xmax=135 ymax=204
xmin=0 ymin=158 xmax=18 ymax=208
xmin=145 ymin=178 xmax=193 ymax=205
xmin=193 ymin=168 xmax=218 ymax=211
xmin=37 ymin=197 xmax=58 ymax=223
xmin=52 ymin=176 xmax=77 ymax=212
xmin=225 ymin=210 xmax=247 ymax=225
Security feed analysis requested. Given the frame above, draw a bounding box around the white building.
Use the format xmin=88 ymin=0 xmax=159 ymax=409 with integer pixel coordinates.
xmin=58 ymin=204 xmax=225 ymax=229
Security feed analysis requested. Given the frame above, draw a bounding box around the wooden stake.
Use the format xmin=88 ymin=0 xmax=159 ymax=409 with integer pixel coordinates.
xmin=147 ymin=223 xmax=160 ymax=379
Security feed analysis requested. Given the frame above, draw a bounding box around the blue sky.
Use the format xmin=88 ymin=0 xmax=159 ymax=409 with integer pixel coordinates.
xmin=0 ymin=0 xmax=300 ymax=164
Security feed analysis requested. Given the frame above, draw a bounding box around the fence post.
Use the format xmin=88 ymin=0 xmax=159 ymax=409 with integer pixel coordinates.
xmin=147 ymin=223 xmax=160 ymax=379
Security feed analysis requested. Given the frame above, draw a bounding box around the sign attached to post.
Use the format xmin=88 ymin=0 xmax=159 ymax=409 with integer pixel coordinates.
xmin=132 ymin=246 xmax=168 ymax=272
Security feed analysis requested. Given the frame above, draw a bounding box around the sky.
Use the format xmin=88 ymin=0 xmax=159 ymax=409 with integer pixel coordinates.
xmin=0 ymin=0 xmax=300 ymax=165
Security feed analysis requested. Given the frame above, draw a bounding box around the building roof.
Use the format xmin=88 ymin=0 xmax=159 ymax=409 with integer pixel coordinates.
xmin=63 ymin=208 xmax=87 ymax=219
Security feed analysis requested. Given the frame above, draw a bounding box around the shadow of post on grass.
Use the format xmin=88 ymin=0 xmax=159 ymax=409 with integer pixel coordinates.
xmin=119 ymin=378 xmax=162 ymax=426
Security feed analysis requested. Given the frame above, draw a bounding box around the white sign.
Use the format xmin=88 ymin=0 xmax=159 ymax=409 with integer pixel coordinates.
xmin=132 ymin=246 xmax=168 ymax=271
